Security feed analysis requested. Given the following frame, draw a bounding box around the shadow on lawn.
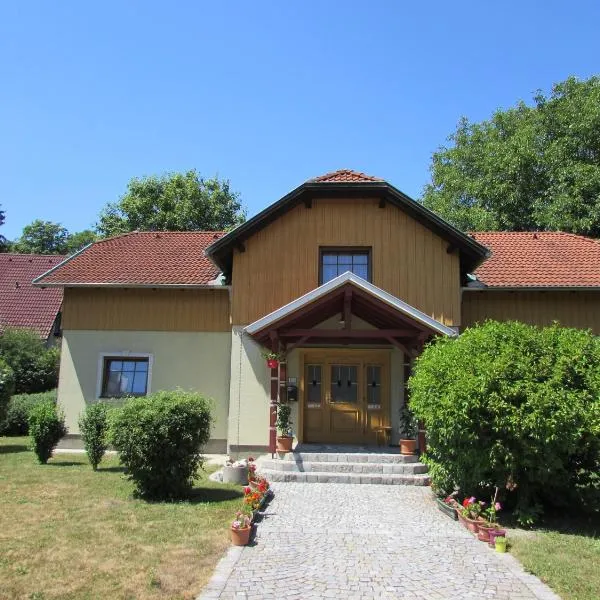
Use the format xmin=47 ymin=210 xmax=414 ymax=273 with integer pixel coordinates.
xmin=0 ymin=444 xmax=29 ymax=454
xmin=186 ymin=487 xmax=244 ymax=503
xmin=98 ymin=465 xmax=126 ymax=473
xmin=49 ymin=460 xmax=86 ymax=467
xmin=505 ymin=509 xmax=600 ymax=539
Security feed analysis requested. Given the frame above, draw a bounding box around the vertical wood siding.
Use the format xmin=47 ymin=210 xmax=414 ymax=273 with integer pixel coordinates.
xmin=231 ymin=198 xmax=461 ymax=326
xmin=462 ymin=290 xmax=600 ymax=334
xmin=62 ymin=288 xmax=231 ymax=331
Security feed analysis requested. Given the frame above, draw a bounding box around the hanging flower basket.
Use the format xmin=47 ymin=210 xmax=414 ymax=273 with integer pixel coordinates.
xmin=266 ymin=358 xmax=279 ymax=369
xmin=262 ymin=351 xmax=283 ymax=370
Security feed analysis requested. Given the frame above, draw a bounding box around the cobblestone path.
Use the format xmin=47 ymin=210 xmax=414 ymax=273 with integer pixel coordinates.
xmin=199 ymin=483 xmax=560 ymax=600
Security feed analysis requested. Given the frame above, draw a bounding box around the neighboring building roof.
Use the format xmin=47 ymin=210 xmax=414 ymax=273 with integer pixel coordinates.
xmin=34 ymin=231 xmax=225 ymax=288
xmin=470 ymin=231 xmax=600 ymax=288
xmin=206 ymin=170 xmax=489 ymax=279
xmin=0 ymin=254 xmax=64 ymax=338
xmin=309 ymin=169 xmax=383 ymax=183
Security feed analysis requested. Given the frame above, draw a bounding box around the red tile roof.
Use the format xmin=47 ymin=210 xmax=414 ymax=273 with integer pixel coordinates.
xmin=471 ymin=232 xmax=600 ymax=287
xmin=34 ymin=231 xmax=225 ymax=287
xmin=0 ymin=254 xmax=64 ymax=338
xmin=309 ymin=169 xmax=383 ymax=183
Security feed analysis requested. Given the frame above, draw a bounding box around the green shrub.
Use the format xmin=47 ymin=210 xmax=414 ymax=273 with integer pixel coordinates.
xmin=28 ymin=400 xmax=67 ymax=464
xmin=0 ymin=328 xmax=60 ymax=394
xmin=0 ymin=357 xmax=15 ymax=424
xmin=0 ymin=390 xmax=56 ymax=435
xmin=408 ymin=320 xmax=600 ymax=525
xmin=79 ymin=403 xmax=109 ymax=470
xmin=110 ymin=390 xmax=213 ymax=499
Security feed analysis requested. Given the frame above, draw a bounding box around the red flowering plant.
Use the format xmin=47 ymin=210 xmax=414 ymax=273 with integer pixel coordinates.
xmin=243 ymin=485 xmax=264 ymax=510
xmin=481 ymin=488 xmax=502 ymax=527
xmin=459 ymin=496 xmax=486 ymax=520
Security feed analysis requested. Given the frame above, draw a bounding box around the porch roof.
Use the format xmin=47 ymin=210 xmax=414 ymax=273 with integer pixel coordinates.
xmin=245 ymin=272 xmax=457 ymax=353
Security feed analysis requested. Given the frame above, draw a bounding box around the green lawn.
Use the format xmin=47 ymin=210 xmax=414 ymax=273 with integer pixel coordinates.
xmin=0 ymin=436 xmax=243 ymax=600
xmin=509 ymin=515 xmax=600 ymax=600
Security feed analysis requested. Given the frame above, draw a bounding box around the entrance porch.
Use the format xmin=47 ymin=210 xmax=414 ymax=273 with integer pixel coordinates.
xmin=244 ymin=272 xmax=457 ymax=452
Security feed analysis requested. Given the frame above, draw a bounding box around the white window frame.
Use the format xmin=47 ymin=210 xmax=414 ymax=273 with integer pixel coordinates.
xmin=96 ymin=351 xmax=154 ymax=400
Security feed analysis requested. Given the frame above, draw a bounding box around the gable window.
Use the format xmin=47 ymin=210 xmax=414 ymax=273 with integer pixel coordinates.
xmin=100 ymin=356 xmax=150 ymax=398
xmin=319 ymin=248 xmax=371 ymax=284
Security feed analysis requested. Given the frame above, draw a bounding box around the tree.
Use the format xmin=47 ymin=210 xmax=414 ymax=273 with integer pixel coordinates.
xmin=65 ymin=229 xmax=97 ymax=254
xmin=12 ymin=221 xmax=97 ymax=255
xmin=422 ymin=76 xmax=600 ymax=236
xmin=96 ymin=170 xmax=245 ymax=236
xmin=13 ymin=220 xmax=70 ymax=254
xmin=0 ymin=204 xmax=7 ymax=252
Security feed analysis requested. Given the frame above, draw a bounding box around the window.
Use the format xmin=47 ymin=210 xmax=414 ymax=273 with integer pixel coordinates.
xmin=101 ymin=357 xmax=150 ymax=398
xmin=320 ymin=248 xmax=371 ymax=284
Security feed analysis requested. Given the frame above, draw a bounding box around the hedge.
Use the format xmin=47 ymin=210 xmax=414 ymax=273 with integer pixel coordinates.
xmin=408 ymin=320 xmax=600 ymax=525
xmin=0 ymin=390 xmax=57 ymax=435
xmin=0 ymin=358 xmax=15 ymax=424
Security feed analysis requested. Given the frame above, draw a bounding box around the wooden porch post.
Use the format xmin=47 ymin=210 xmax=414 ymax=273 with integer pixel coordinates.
xmin=269 ymin=331 xmax=279 ymax=457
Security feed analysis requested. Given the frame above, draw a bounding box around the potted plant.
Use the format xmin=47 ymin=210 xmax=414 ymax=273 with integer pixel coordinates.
xmin=479 ymin=491 xmax=503 ymax=543
xmin=435 ymin=493 xmax=460 ymax=520
xmin=262 ymin=350 xmax=282 ymax=370
xmin=230 ymin=511 xmax=252 ymax=546
xmin=459 ymin=496 xmax=485 ymax=534
xmin=399 ymin=403 xmax=417 ymax=455
xmin=276 ymin=402 xmax=293 ymax=452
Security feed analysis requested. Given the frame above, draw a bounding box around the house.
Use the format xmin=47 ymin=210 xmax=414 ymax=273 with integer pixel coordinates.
xmin=0 ymin=254 xmax=64 ymax=343
xmin=33 ymin=170 xmax=600 ymax=452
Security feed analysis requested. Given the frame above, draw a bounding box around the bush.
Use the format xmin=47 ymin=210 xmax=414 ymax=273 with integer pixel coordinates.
xmin=110 ymin=390 xmax=213 ymax=499
xmin=0 ymin=390 xmax=56 ymax=435
xmin=0 ymin=328 xmax=60 ymax=394
xmin=0 ymin=358 xmax=15 ymax=424
xmin=28 ymin=399 xmax=67 ymax=464
xmin=79 ymin=402 xmax=109 ymax=470
xmin=408 ymin=321 xmax=600 ymax=525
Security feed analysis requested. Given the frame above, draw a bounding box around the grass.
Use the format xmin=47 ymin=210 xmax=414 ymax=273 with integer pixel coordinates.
xmin=0 ymin=436 xmax=243 ymax=600
xmin=509 ymin=513 xmax=600 ymax=600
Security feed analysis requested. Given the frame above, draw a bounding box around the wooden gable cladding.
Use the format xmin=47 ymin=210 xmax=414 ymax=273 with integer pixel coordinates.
xmin=62 ymin=287 xmax=231 ymax=332
xmin=462 ymin=290 xmax=600 ymax=334
xmin=231 ymin=197 xmax=461 ymax=326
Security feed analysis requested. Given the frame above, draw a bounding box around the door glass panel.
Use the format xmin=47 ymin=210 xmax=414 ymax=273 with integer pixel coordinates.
xmin=367 ymin=365 xmax=381 ymax=408
xmin=330 ymin=365 xmax=358 ymax=403
xmin=306 ymin=365 xmax=322 ymax=406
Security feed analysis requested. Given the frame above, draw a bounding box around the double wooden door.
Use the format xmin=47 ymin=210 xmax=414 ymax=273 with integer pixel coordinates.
xmin=301 ymin=350 xmax=390 ymax=444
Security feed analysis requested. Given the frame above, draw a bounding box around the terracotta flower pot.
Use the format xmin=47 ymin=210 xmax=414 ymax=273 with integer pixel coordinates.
xmin=477 ymin=524 xmax=496 ymax=542
xmin=457 ymin=511 xmax=469 ymax=529
xmin=230 ymin=526 xmax=251 ymax=546
xmin=400 ymin=439 xmax=416 ymax=455
xmin=276 ymin=435 xmax=293 ymax=452
xmin=267 ymin=358 xmax=279 ymax=369
xmin=464 ymin=516 xmax=480 ymax=534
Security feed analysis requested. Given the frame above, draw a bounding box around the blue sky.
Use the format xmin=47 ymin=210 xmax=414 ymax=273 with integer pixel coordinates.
xmin=1 ymin=1 xmax=599 ymax=239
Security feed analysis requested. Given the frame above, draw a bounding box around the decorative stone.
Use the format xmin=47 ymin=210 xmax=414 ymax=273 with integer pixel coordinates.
xmin=222 ymin=465 xmax=249 ymax=485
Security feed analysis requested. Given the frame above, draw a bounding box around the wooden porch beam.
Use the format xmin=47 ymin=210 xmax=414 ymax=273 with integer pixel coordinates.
xmin=279 ymin=328 xmax=415 ymax=338
xmin=343 ymin=288 xmax=352 ymax=330
xmin=284 ymin=335 xmax=311 ymax=353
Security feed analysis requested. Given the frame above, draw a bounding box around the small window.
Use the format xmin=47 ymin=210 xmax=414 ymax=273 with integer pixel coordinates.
xmin=101 ymin=357 xmax=149 ymax=398
xmin=320 ymin=248 xmax=371 ymax=284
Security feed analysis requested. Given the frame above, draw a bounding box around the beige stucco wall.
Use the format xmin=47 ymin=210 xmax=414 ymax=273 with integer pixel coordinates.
xmin=228 ymin=327 xmax=271 ymax=452
xmin=58 ymin=330 xmax=231 ymax=449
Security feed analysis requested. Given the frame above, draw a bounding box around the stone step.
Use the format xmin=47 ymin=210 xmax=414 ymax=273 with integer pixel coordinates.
xmin=280 ymin=452 xmax=419 ymax=464
xmin=259 ymin=468 xmax=430 ymax=486
xmin=261 ymin=458 xmax=428 ymax=475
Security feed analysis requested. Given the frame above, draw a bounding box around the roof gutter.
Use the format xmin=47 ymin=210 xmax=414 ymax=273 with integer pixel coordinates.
xmin=462 ymin=286 xmax=600 ymax=292
xmin=33 ymin=282 xmax=231 ymax=290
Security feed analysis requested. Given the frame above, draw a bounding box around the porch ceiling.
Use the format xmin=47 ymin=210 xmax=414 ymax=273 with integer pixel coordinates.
xmin=244 ymin=272 xmax=457 ymax=355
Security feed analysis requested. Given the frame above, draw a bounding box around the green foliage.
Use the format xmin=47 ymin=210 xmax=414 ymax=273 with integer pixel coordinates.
xmin=408 ymin=320 xmax=600 ymax=525
xmin=399 ymin=403 xmax=417 ymax=439
xmin=0 ymin=357 xmax=15 ymax=424
xmin=276 ymin=402 xmax=292 ymax=436
xmin=0 ymin=203 xmax=6 ymax=251
xmin=79 ymin=402 xmax=109 ymax=470
xmin=423 ymin=76 xmax=600 ymax=236
xmin=110 ymin=390 xmax=213 ymax=499
xmin=96 ymin=170 xmax=245 ymax=237
xmin=11 ymin=220 xmax=97 ymax=255
xmin=28 ymin=399 xmax=67 ymax=464
xmin=0 ymin=390 xmax=56 ymax=435
xmin=0 ymin=328 xmax=60 ymax=394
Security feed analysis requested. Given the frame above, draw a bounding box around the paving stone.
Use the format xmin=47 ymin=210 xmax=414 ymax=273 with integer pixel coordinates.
xmin=197 ymin=483 xmax=561 ymax=600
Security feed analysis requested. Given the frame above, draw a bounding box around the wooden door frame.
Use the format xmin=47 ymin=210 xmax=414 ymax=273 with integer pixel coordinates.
xmin=298 ymin=348 xmax=391 ymax=443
